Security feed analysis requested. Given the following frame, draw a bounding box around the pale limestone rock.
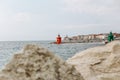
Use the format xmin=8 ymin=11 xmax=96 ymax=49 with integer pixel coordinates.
xmin=0 ymin=44 xmax=84 ymax=80
xmin=67 ymin=41 xmax=120 ymax=80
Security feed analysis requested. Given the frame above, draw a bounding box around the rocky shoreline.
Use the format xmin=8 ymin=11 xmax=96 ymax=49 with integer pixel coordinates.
xmin=67 ymin=41 xmax=120 ymax=80
xmin=0 ymin=44 xmax=84 ymax=80
xmin=0 ymin=41 xmax=120 ymax=80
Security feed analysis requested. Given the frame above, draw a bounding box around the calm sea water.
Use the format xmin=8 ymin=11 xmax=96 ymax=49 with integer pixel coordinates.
xmin=0 ymin=41 xmax=104 ymax=69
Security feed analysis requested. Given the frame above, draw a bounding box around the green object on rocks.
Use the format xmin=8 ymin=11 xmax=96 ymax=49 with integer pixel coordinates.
xmin=108 ymin=31 xmax=114 ymax=42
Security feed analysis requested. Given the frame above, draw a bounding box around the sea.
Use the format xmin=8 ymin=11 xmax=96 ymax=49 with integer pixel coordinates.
xmin=0 ymin=41 xmax=104 ymax=69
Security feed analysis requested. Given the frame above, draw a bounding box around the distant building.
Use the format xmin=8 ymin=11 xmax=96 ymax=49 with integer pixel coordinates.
xmin=95 ymin=33 xmax=108 ymax=40
xmin=113 ymin=33 xmax=120 ymax=38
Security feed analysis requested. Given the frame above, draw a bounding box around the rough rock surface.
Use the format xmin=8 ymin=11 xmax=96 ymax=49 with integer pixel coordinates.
xmin=67 ymin=41 xmax=120 ymax=80
xmin=0 ymin=44 xmax=84 ymax=80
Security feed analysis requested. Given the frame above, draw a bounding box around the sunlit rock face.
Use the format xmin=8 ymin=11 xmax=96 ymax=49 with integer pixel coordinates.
xmin=0 ymin=44 xmax=84 ymax=80
xmin=67 ymin=41 xmax=120 ymax=80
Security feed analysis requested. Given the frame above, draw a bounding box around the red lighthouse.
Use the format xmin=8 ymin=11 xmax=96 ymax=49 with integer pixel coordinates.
xmin=56 ymin=34 xmax=62 ymax=44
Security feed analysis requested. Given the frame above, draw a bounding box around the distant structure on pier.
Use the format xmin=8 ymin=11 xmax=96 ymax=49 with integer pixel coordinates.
xmin=56 ymin=34 xmax=62 ymax=44
xmin=107 ymin=31 xmax=114 ymax=42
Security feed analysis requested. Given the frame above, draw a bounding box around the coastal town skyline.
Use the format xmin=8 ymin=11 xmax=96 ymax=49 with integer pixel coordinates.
xmin=0 ymin=0 xmax=120 ymax=41
xmin=62 ymin=32 xmax=120 ymax=43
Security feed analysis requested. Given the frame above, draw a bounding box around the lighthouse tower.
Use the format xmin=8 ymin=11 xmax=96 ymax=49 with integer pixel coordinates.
xmin=56 ymin=34 xmax=62 ymax=44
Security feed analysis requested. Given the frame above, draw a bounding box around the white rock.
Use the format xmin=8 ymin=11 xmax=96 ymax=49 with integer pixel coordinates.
xmin=0 ymin=44 xmax=84 ymax=80
xmin=67 ymin=41 xmax=120 ymax=80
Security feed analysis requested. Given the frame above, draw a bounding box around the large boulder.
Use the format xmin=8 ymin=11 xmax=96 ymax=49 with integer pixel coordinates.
xmin=67 ymin=41 xmax=120 ymax=80
xmin=0 ymin=44 xmax=84 ymax=80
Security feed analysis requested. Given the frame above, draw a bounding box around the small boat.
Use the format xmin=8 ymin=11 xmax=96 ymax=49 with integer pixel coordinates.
xmin=102 ymin=40 xmax=108 ymax=44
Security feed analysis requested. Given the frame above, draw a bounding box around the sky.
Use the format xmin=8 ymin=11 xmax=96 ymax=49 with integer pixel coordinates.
xmin=0 ymin=0 xmax=120 ymax=41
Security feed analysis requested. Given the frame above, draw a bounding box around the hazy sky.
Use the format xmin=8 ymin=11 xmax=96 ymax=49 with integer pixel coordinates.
xmin=0 ymin=0 xmax=120 ymax=41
